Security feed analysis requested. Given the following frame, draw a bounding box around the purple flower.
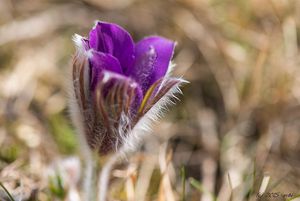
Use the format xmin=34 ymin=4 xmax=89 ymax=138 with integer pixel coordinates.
xmin=70 ymin=21 xmax=185 ymax=155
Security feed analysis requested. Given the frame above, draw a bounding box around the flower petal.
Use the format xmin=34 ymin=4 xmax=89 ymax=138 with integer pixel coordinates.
xmin=89 ymin=51 xmax=123 ymax=90
xmin=89 ymin=21 xmax=135 ymax=72
xmin=130 ymin=36 xmax=175 ymax=93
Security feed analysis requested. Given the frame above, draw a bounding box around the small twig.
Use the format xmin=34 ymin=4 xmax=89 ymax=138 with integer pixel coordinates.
xmin=0 ymin=182 xmax=15 ymax=201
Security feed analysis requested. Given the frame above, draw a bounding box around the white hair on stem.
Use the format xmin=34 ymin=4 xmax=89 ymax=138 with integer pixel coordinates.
xmin=158 ymin=61 xmax=177 ymax=96
xmin=72 ymin=34 xmax=85 ymax=51
xmin=72 ymin=34 xmax=93 ymax=58
xmin=165 ymin=61 xmax=176 ymax=78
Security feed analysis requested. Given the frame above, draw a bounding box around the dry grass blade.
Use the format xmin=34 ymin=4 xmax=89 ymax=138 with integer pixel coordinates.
xmin=258 ymin=176 xmax=270 ymax=196
xmin=0 ymin=182 xmax=15 ymax=201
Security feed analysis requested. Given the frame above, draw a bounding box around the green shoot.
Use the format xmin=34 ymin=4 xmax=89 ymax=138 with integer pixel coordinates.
xmin=189 ymin=177 xmax=217 ymax=201
xmin=180 ymin=166 xmax=186 ymax=201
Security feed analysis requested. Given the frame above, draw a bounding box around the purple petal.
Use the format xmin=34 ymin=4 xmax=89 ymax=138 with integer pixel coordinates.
xmin=130 ymin=36 xmax=175 ymax=93
xmin=89 ymin=21 xmax=135 ymax=73
xmin=89 ymin=51 xmax=123 ymax=90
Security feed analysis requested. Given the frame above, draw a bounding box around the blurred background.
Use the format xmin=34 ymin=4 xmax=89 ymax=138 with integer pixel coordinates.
xmin=0 ymin=0 xmax=300 ymax=200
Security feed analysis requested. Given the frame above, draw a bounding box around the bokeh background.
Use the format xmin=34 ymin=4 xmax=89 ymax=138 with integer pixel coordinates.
xmin=1 ymin=0 xmax=300 ymax=200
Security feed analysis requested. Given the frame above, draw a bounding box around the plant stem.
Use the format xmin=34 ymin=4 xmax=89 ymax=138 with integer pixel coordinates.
xmin=98 ymin=152 xmax=122 ymax=201
xmin=77 ymin=127 xmax=95 ymax=201
xmin=83 ymin=150 xmax=95 ymax=201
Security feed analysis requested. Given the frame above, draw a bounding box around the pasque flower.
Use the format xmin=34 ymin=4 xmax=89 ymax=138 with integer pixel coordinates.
xmin=70 ymin=21 xmax=185 ymax=155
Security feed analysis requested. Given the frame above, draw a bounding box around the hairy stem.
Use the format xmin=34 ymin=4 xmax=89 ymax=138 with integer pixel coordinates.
xmin=77 ymin=126 xmax=95 ymax=201
xmin=98 ymin=152 xmax=122 ymax=201
xmin=84 ymin=150 xmax=95 ymax=201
